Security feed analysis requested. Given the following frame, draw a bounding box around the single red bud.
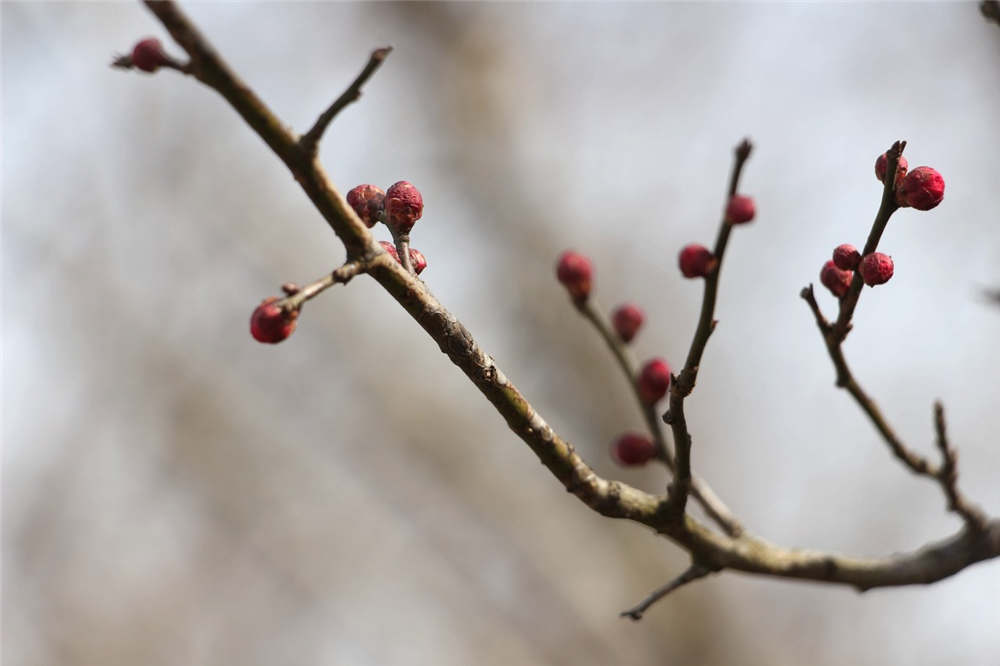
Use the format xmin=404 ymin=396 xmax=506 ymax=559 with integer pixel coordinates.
xmin=637 ymin=358 xmax=671 ymax=404
xmin=131 ymin=38 xmax=168 ymax=73
xmin=556 ymin=251 xmax=593 ymax=302
xmin=378 ymin=240 xmax=400 ymax=262
xmin=611 ymin=432 xmax=656 ymax=467
xmin=678 ymin=244 xmax=716 ymax=278
xmin=250 ymin=297 xmax=298 ymax=344
xmin=725 ymin=194 xmax=755 ymax=224
xmin=859 ymin=252 xmax=894 ymax=286
xmin=820 ymin=260 xmax=853 ymax=298
xmin=409 ymin=247 xmax=427 ymax=275
xmin=875 ymin=152 xmax=908 ymax=185
xmin=897 ymin=167 xmax=944 ymax=211
xmin=384 ymin=181 xmax=424 ymax=234
xmin=832 ymin=244 xmax=861 ymax=271
xmin=346 ymin=184 xmax=385 ymax=228
xmin=611 ymin=303 xmax=644 ymax=343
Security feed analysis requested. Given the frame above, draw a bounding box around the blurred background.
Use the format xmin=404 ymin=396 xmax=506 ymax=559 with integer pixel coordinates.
xmin=4 ymin=3 xmax=1000 ymax=664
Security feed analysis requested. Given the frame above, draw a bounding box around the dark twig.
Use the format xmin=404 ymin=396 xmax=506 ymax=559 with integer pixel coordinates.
xmin=982 ymin=1 xmax=1000 ymax=27
xmin=933 ymin=402 xmax=987 ymax=530
xmin=299 ymin=47 xmax=392 ymax=156
xmin=666 ymin=138 xmax=753 ymax=514
xmin=620 ymin=562 xmax=714 ymax=620
xmin=576 ymin=300 xmax=744 ymax=536
xmin=280 ymin=261 xmax=363 ymax=313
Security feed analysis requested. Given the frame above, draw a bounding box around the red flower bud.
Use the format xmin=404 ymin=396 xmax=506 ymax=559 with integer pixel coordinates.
xmin=384 ymin=181 xmax=424 ymax=234
xmin=637 ymin=358 xmax=671 ymax=404
xmin=378 ymin=240 xmax=400 ymax=261
xmin=556 ymin=251 xmax=593 ymax=302
xmin=131 ymin=38 xmax=167 ymax=73
xmin=859 ymin=252 xmax=894 ymax=286
xmin=874 ymin=152 xmax=908 ymax=185
xmin=820 ymin=260 xmax=853 ymax=298
xmin=832 ymin=244 xmax=861 ymax=271
xmin=250 ymin=297 xmax=298 ymax=344
xmin=409 ymin=247 xmax=427 ymax=275
xmin=611 ymin=303 xmax=644 ymax=343
xmin=897 ymin=167 xmax=944 ymax=211
xmin=346 ymin=184 xmax=385 ymax=228
xmin=611 ymin=432 xmax=656 ymax=467
xmin=725 ymin=194 xmax=755 ymax=224
xmin=678 ymin=244 xmax=715 ymax=278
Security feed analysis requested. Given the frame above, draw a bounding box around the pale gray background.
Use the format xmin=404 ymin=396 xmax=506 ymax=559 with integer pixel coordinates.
xmin=4 ymin=2 xmax=1000 ymax=665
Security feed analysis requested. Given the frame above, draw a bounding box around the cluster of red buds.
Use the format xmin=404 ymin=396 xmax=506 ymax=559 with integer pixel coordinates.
xmin=677 ymin=194 xmax=755 ymax=279
xmin=819 ymin=150 xmax=944 ymax=299
xmin=250 ymin=181 xmax=427 ymax=344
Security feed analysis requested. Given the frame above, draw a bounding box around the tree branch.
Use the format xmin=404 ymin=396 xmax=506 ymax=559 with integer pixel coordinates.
xmin=933 ymin=402 xmax=987 ymax=530
xmin=299 ymin=46 xmax=392 ymax=156
xmin=576 ymin=299 xmax=744 ymax=537
xmin=620 ymin=562 xmax=715 ymax=620
xmin=665 ymin=138 xmax=753 ymax=515
xmin=130 ymin=1 xmax=999 ymax=605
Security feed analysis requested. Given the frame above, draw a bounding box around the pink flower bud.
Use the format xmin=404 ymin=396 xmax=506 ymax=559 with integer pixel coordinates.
xmin=875 ymin=152 xmax=908 ymax=185
xmin=378 ymin=240 xmax=400 ymax=261
xmin=556 ymin=251 xmax=593 ymax=302
xmin=611 ymin=303 xmax=644 ymax=343
xmin=346 ymin=184 xmax=385 ymax=228
xmin=250 ymin=297 xmax=298 ymax=344
xmin=131 ymin=38 xmax=168 ymax=73
xmin=832 ymin=244 xmax=861 ymax=271
xmin=637 ymin=358 xmax=671 ymax=404
xmin=409 ymin=247 xmax=427 ymax=275
xmin=384 ymin=181 xmax=424 ymax=234
xmin=725 ymin=194 xmax=755 ymax=224
xmin=897 ymin=167 xmax=944 ymax=211
xmin=820 ymin=260 xmax=853 ymax=298
xmin=611 ymin=432 xmax=656 ymax=466
xmin=859 ymin=252 xmax=894 ymax=286
xmin=678 ymin=244 xmax=715 ymax=278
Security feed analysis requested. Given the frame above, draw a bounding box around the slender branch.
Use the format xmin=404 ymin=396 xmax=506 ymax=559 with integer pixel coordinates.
xmin=620 ymin=562 xmax=715 ymax=621
xmin=666 ymin=138 xmax=753 ymax=515
xmin=831 ymin=140 xmax=905 ymax=341
xmin=392 ymin=231 xmax=415 ymax=275
xmin=982 ymin=1 xmax=1000 ymax=27
xmin=576 ymin=299 xmax=743 ymax=536
xmin=132 ymin=1 xmax=1000 ymax=602
xmin=933 ymin=402 xmax=987 ymax=530
xmin=280 ymin=261 xmax=363 ymax=312
xmin=299 ymin=47 xmax=392 ymax=156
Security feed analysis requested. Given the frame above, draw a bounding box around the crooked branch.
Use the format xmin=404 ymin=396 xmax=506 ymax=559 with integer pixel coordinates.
xmin=620 ymin=562 xmax=715 ymax=621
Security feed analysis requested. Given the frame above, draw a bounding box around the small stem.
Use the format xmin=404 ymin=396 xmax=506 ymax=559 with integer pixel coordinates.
xmin=620 ymin=563 xmax=714 ymax=620
xmin=281 ymin=261 xmax=362 ymax=312
xmin=393 ymin=231 xmax=415 ymax=274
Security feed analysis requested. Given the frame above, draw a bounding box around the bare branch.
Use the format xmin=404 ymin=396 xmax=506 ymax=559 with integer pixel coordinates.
xmin=299 ymin=47 xmax=393 ymax=156
xmin=620 ymin=563 xmax=715 ymax=621
xmin=933 ymin=402 xmax=987 ymax=530
xmin=982 ymin=1 xmax=1000 ymax=27
xmin=278 ymin=260 xmax=363 ymax=313
xmin=576 ymin=299 xmax=744 ymax=537
xmin=665 ymin=138 xmax=753 ymax=515
xmin=129 ymin=1 xmax=1000 ymax=603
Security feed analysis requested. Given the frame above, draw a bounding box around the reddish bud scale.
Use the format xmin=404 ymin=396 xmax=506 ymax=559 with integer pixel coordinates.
xmin=678 ymin=244 xmax=715 ymax=278
xmin=874 ymin=152 xmax=908 ymax=185
xmin=637 ymin=358 xmax=671 ymax=404
xmin=250 ymin=297 xmax=298 ymax=344
xmin=859 ymin=252 xmax=894 ymax=286
xmin=897 ymin=167 xmax=944 ymax=211
xmin=832 ymin=244 xmax=861 ymax=271
xmin=820 ymin=260 xmax=853 ymax=298
xmin=346 ymin=184 xmax=385 ymax=228
xmin=131 ymin=37 xmax=167 ymax=73
xmin=611 ymin=432 xmax=656 ymax=467
xmin=725 ymin=194 xmax=755 ymax=224
xmin=384 ymin=181 xmax=424 ymax=234
xmin=379 ymin=240 xmax=428 ymax=275
xmin=611 ymin=303 xmax=644 ymax=343
xmin=556 ymin=251 xmax=593 ymax=301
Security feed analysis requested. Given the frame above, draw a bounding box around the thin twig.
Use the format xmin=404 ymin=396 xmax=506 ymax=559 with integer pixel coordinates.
xmin=933 ymin=402 xmax=987 ymax=530
xmin=620 ymin=563 xmax=714 ymax=620
xmin=982 ymin=1 xmax=1000 ymax=27
xmin=392 ymin=231 xmax=415 ymax=275
xmin=666 ymin=138 xmax=753 ymax=515
xmin=576 ymin=299 xmax=743 ymax=536
xmin=280 ymin=261 xmax=363 ymax=313
xmin=299 ymin=47 xmax=392 ymax=156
